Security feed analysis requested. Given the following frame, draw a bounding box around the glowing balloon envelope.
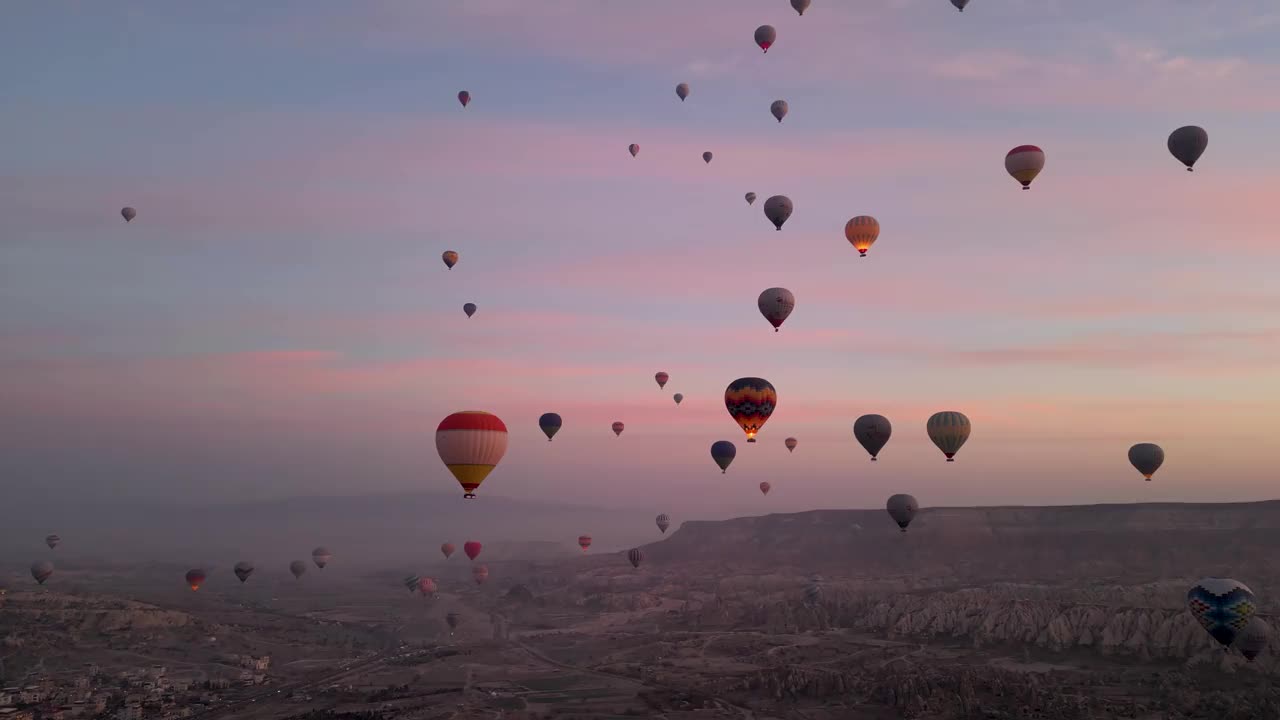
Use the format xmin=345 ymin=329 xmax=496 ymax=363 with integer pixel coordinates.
xmin=754 ymin=25 xmax=776 ymax=53
xmin=844 ymin=216 xmax=880 ymax=257
xmin=186 ymin=568 xmax=206 ymax=591
xmin=436 ymin=411 xmax=509 ymax=499
xmin=927 ymin=411 xmax=970 ymax=461
xmin=1187 ymin=578 xmax=1257 ymax=647
xmin=1005 ymin=145 xmax=1045 ymax=189
xmin=725 ymin=377 xmax=777 ymax=443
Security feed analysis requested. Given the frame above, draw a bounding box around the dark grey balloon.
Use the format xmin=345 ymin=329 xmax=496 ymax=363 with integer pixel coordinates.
xmin=676 ymin=83 xmax=690 ymax=101
xmin=853 ymin=414 xmax=892 ymax=460
xmin=1167 ymin=126 xmax=1208 ymax=171
xmin=951 ymin=0 xmax=970 ymax=10
xmin=463 ymin=303 xmax=477 ymax=318
xmin=763 ymin=195 xmax=793 ymax=231
xmin=886 ymin=494 xmax=918 ymax=532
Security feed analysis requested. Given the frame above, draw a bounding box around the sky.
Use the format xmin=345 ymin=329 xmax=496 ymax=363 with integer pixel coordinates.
xmin=4 ymin=0 xmax=1280 ymax=517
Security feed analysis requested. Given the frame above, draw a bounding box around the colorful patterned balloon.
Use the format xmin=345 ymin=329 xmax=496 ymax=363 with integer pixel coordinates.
xmin=436 ymin=412 xmax=508 ymax=499
xmin=927 ymin=411 xmax=970 ymax=461
xmin=1187 ymin=578 xmax=1257 ymax=647
xmin=725 ymin=377 xmax=777 ymax=443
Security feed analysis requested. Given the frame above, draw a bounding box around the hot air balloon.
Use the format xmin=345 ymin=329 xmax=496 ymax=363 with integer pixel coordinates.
xmin=418 ymin=577 xmax=438 ymax=596
xmin=785 ymin=437 xmax=798 ymax=453
xmin=673 ymin=393 xmax=683 ymax=405
xmin=472 ymin=565 xmax=489 ymax=585
xmin=441 ymin=542 xmax=456 ymax=560
xmin=31 ymin=560 xmax=54 ymax=585
xmin=1239 ymin=618 xmax=1270 ymax=661
xmin=759 ymin=481 xmax=771 ymax=496
xmin=725 ymin=377 xmax=777 ymax=443
xmin=612 ymin=421 xmax=625 ymax=437
xmin=437 ymin=411 xmax=509 ymax=499
xmin=655 ymin=372 xmax=669 ymax=389
xmin=702 ymin=151 xmax=713 ymax=164
xmin=1128 ymin=443 xmax=1165 ymax=481
xmin=463 ymin=303 xmax=476 ymax=318
xmin=792 ymin=0 xmax=811 ymax=16
xmin=854 ymin=414 xmax=893 ymax=461
xmin=754 ymin=25 xmax=776 ymax=53
xmin=770 ymin=100 xmax=789 ymax=123
xmin=404 ymin=575 xmax=421 ymax=592
xmin=457 ymin=90 xmax=471 ymax=108
xmin=1005 ymin=145 xmax=1044 ymax=189
xmin=676 ymin=83 xmax=690 ymax=101
xmin=121 ymin=207 xmax=136 ymax=222
xmin=233 ymin=561 xmax=254 ymax=583
xmin=927 ymin=411 xmax=970 ymax=461
xmin=312 ymin=547 xmax=332 ymax=569
xmin=1168 ymin=126 xmax=1207 ymax=171
xmin=757 ymin=287 xmax=795 ymax=332
xmin=844 ymin=216 xmax=880 ymax=257
xmin=886 ymin=494 xmax=918 ymax=532
xmin=952 ymin=0 xmax=970 ymax=10
xmin=656 ymin=514 xmax=670 ymax=533
xmin=45 ymin=534 xmax=60 ymax=550
xmin=710 ymin=440 xmax=737 ymax=473
xmin=442 ymin=251 xmax=459 ymax=269
xmin=446 ymin=611 xmax=460 ymax=631
xmin=629 ymin=143 xmax=640 ymax=157
xmin=627 ymin=548 xmax=643 ymax=569
xmin=464 ymin=541 xmax=482 ymax=561
xmin=1187 ymin=578 xmax=1256 ymax=648
xmin=745 ymin=192 xmax=757 ymax=206
xmin=289 ymin=560 xmax=307 ymax=579
xmin=186 ymin=568 xmax=206 ymax=591
xmin=539 ymin=412 xmax=563 ymax=441
xmin=764 ymin=195 xmax=793 ymax=231
xmin=577 ymin=535 xmax=592 ymax=552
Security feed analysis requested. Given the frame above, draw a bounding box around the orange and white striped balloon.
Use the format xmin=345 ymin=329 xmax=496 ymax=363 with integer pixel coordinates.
xmin=844 ymin=215 xmax=880 ymax=257
xmin=436 ymin=411 xmax=508 ymax=499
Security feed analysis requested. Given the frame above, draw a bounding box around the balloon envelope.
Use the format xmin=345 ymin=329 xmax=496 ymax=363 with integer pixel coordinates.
xmin=121 ymin=207 xmax=136 ymax=222
xmin=437 ymin=411 xmax=509 ymax=498
xmin=627 ymin=548 xmax=644 ymax=568
xmin=1005 ymin=145 xmax=1045 ymax=189
xmin=673 ymin=393 xmax=683 ymax=405
xmin=464 ymin=541 xmax=483 ymax=561
xmin=702 ymin=151 xmax=713 ymax=164
xmin=770 ymin=100 xmax=789 ymax=123
xmin=312 ymin=547 xmax=332 ymax=569
xmin=442 ymin=251 xmax=459 ymax=269
xmin=754 ymin=25 xmax=776 ymax=52
xmin=1239 ymin=618 xmax=1270 ymax=661
xmin=441 ymin=542 xmax=456 ymax=559
xmin=457 ymin=90 xmax=471 ymax=107
xmin=1187 ymin=578 xmax=1256 ymax=647
xmin=844 ymin=216 xmax=880 ymax=257
xmin=725 ymin=377 xmax=777 ymax=443
xmin=854 ymin=414 xmax=893 ymax=460
xmin=757 ymin=287 xmax=796 ymax=331
xmin=45 ymin=534 xmax=60 ymax=549
xmin=612 ymin=421 xmax=625 ymax=436
xmin=31 ymin=560 xmax=54 ymax=585
xmin=1128 ymin=443 xmax=1165 ymax=480
xmin=629 ymin=143 xmax=639 ymax=157
xmin=539 ymin=412 xmax=563 ymax=441
xmin=785 ymin=437 xmax=798 ymax=453
xmin=656 ymin=514 xmax=670 ymax=533
xmin=759 ymin=481 xmax=771 ymax=496
xmin=710 ymin=440 xmax=737 ymax=473
xmin=655 ymin=372 xmax=669 ymax=389
xmin=418 ymin=577 xmax=437 ymax=595
xmin=745 ymin=192 xmax=757 ymax=206
xmin=886 ymin=494 xmax=919 ymax=531
xmin=763 ymin=195 xmax=793 ymax=231
xmin=472 ymin=565 xmax=489 ymax=585
xmin=234 ymin=561 xmax=254 ymax=583
xmin=927 ymin=411 xmax=970 ymax=460
xmin=446 ymin=611 xmax=460 ymax=629
xmin=952 ymin=0 xmax=970 ymax=9
xmin=1168 ymin=126 xmax=1207 ymax=171
xmin=792 ymin=0 xmax=811 ymax=15
xmin=185 ymin=568 xmax=206 ymax=591
xmin=577 ymin=535 xmax=592 ymax=552
xmin=289 ymin=560 xmax=307 ymax=579
xmin=676 ymin=83 xmax=690 ymax=101
xmin=463 ymin=303 xmax=476 ymax=317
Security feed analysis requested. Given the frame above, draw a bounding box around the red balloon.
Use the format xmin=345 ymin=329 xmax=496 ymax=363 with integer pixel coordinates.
xmin=464 ymin=541 xmax=482 ymax=561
